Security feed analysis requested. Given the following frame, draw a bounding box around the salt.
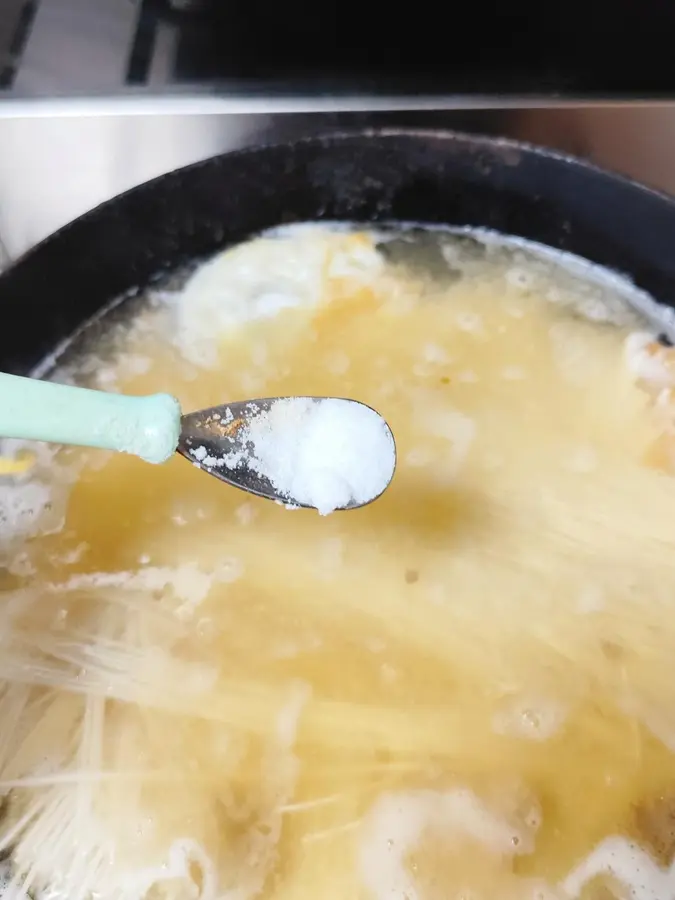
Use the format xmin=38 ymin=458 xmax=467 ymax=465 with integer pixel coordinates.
xmin=226 ymin=398 xmax=396 ymax=515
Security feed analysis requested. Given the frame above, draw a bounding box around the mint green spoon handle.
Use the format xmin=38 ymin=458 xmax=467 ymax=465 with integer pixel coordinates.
xmin=0 ymin=372 xmax=181 ymax=464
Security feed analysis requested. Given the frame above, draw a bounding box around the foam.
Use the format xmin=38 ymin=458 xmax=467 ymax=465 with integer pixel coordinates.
xmin=467 ymin=227 xmax=664 ymax=333
xmin=118 ymin=839 xmax=217 ymax=900
xmin=0 ymin=480 xmax=53 ymax=546
xmin=413 ymin=401 xmax=476 ymax=480
xmin=359 ymin=787 xmax=540 ymax=900
xmin=169 ymin=230 xmax=385 ymax=368
xmin=624 ymin=331 xmax=675 ymax=390
xmin=290 ymin=219 xmax=664 ymax=333
xmin=562 ymin=836 xmax=675 ymax=900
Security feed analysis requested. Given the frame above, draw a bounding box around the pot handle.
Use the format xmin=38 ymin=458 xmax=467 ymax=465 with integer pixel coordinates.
xmin=0 ymin=372 xmax=181 ymax=464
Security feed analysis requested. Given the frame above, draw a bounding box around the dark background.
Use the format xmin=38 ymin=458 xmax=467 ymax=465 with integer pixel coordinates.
xmin=133 ymin=0 xmax=675 ymax=95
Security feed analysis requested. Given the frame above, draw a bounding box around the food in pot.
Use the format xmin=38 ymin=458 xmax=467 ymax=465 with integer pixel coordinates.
xmin=0 ymin=224 xmax=673 ymax=900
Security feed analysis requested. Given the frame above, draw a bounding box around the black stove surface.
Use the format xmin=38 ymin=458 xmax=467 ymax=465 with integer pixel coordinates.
xmin=0 ymin=0 xmax=37 ymax=88
xmin=129 ymin=0 xmax=675 ymax=95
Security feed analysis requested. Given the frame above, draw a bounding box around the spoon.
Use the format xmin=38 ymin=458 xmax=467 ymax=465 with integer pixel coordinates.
xmin=0 ymin=373 xmax=397 ymax=512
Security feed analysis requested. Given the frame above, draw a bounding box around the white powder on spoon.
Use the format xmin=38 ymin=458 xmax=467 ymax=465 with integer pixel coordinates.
xmin=218 ymin=398 xmax=396 ymax=515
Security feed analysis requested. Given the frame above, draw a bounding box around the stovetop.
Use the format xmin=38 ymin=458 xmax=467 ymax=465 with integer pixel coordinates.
xmin=6 ymin=0 xmax=675 ymax=99
xmin=3 ymin=1 xmax=675 ymax=278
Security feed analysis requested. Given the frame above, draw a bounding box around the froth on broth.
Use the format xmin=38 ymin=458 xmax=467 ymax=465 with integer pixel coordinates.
xmin=1 ymin=225 xmax=675 ymax=900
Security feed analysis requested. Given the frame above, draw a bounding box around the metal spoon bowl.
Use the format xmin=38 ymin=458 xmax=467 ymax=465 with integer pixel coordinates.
xmin=178 ymin=396 xmax=397 ymax=511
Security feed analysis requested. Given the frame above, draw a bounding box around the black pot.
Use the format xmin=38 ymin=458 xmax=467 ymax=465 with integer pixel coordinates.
xmin=2 ymin=128 xmax=675 ymax=375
